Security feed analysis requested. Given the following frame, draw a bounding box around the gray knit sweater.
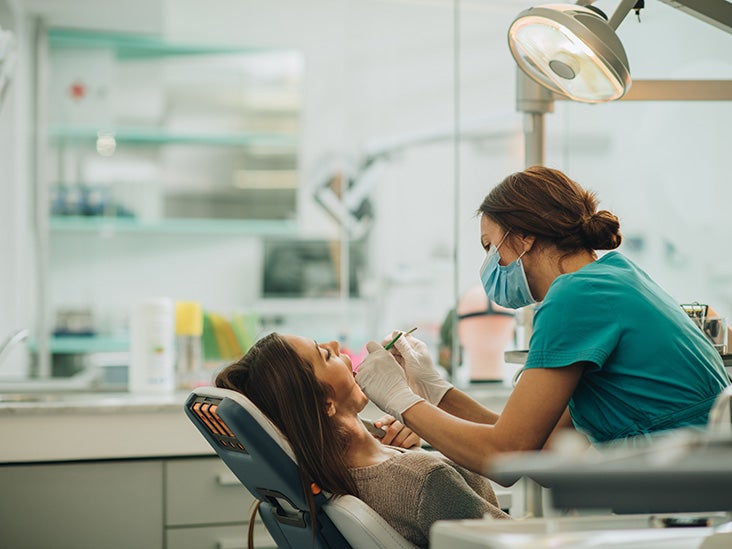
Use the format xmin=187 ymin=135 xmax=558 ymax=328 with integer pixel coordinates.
xmin=349 ymin=448 xmax=510 ymax=547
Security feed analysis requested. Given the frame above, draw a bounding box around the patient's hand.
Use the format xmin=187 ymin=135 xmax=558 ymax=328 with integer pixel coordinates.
xmin=374 ymin=414 xmax=421 ymax=449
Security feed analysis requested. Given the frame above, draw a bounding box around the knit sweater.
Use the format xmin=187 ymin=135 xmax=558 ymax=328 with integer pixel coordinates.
xmin=349 ymin=448 xmax=510 ymax=547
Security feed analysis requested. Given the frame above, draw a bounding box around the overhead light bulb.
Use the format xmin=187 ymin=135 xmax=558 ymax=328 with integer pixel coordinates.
xmin=508 ymin=4 xmax=631 ymax=103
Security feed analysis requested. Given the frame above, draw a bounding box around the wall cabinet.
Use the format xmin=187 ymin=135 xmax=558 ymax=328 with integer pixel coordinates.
xmin=0 ymin=456 xmax=274 ymax=549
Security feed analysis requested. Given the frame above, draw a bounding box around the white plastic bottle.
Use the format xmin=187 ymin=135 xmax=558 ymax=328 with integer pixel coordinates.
xmin=129 ymin=298 xmax=175 ymax=394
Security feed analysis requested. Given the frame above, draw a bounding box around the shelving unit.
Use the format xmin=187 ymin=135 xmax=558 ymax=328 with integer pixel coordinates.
xmin=34 ymin=26 xmax=305 ymax=377
xmin=45 ymin=27 xmax=302 ymax=222
xmin=48 ymin=124 xmax=298 ymax=148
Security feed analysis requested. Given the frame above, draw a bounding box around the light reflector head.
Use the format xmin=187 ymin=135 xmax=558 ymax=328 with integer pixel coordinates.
xmin=508 ymin=4 xmax=631 ymax=103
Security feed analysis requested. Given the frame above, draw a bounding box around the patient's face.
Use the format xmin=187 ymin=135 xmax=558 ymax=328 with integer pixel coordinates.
xmin=285 ymin=334 xmax=368 ymax=415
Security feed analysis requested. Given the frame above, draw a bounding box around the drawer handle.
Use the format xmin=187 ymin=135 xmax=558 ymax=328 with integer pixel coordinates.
xmin=216 ymin=472 xmax=240 ymax=486
xmin=216 ymin=539 xmax=246 ymax=549
xmin=218 ymin=536 xmax=276 ymax=549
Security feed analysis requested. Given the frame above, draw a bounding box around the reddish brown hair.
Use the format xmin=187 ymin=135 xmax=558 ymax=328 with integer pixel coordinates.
xmin=477 ymin=166 xmax=621 ymax=252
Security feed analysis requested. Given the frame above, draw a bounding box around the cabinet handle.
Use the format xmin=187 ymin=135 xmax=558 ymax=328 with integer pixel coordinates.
xmin=216 ymin=472 xmax=240 ymax=486
xmin=216 ymin=539 xmax=246 ymax=549
xmin=218 ymin=536 xmax=276 ymax=549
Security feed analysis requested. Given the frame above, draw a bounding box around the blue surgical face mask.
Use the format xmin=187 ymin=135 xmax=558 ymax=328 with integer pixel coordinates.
xmin=479 ymin=232 xmax=536 ymax=309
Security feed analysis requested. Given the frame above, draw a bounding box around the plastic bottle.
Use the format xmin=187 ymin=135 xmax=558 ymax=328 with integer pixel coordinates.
xmin=174 ymin=301 xmax=204 ymax=390
xmin=129 ymin=298 xmax=175 ymax=394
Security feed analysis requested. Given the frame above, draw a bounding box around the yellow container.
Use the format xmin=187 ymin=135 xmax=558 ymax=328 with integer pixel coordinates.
xmin=175 ymin=301 xmax=203 ymax=336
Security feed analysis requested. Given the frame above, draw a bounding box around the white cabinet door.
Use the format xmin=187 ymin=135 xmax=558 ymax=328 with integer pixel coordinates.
xmin=165 ymin=457 xmax=256 ymax=526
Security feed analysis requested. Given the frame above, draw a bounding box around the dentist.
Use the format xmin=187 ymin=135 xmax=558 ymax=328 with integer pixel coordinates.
xmin=356 ymin=166 xmax=729 ymax=474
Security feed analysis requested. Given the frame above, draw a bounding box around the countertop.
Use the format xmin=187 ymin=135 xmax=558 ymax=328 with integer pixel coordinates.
xmin=0 ymin=391 xmax=191 ymax=416
xmin=0 ymin=391 xmax=213 ymax=464
xmin=0 ymin=384 xmax=513 ymax=464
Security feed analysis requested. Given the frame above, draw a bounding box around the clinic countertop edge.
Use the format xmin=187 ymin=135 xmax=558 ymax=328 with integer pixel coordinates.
xmin=0 ymin=390 xmax=214 ymax=463
xmin=0 ymin=391 xmax=191 ymax=415
xmin=0 ymin=383 xmax=515 ymax=416
xmin=0 ymin=385 xmax=512 ymax=463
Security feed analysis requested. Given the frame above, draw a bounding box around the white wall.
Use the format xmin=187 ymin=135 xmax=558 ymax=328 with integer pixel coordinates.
xmin=23 ymin=0 xmax=163 ymax=34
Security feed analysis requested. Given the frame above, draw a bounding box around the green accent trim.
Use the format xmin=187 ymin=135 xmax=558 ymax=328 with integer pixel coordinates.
xmin=29 ymin=336 xmax=130 ymax=354
xmin=48 ymin=28 xmax=275 ymax=58
xmin=50 ymin=216 xmax=297 ymax=236
xmin=48 ymin=125 xmax=298 ymax=148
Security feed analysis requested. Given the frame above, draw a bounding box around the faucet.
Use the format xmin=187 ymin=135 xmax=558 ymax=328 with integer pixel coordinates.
xmin=0 ymin=328 xmax=30 ymax=368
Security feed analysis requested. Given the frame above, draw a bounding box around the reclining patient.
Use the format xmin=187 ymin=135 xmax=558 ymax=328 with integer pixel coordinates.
xmin=215 ymin=332 xmax=510 ymax=548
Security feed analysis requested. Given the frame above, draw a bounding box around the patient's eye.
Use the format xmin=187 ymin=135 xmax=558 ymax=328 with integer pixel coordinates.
xmin=317 ymin=343 xmax=331 ymax=361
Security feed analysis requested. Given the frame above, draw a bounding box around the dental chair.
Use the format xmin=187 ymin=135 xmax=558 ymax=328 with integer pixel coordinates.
xmin=184 ymin=386 xmax=416 ymax=548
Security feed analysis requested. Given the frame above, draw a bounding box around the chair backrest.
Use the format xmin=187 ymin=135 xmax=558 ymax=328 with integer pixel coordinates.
xmin=184 ymin=386 xmax=416 ymax=548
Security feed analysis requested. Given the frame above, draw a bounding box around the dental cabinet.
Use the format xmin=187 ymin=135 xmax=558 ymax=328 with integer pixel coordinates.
xmin=0 ymin=394 xmax=276 ymax=549
xmin=0 ymin=458 xmax=276 ymax=549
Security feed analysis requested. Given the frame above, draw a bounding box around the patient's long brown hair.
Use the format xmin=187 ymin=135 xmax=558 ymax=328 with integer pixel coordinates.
xmin=215 ymin=332 xmax=359 ymax=499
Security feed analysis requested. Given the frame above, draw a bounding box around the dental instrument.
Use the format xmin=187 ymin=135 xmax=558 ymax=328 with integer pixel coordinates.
xmin=384 ymin=327 xmax=418 ymax=351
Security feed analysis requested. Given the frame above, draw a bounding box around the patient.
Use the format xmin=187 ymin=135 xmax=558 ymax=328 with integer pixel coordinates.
xmin=215 ymin=332 xmax=510 ymax=548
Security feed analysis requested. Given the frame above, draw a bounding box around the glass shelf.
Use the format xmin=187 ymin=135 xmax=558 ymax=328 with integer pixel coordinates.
xmin=253 ymin=298 xmax=370 ymax=315
xmin=48 ymin=28 xmax=275 ymax=58
xmin=30 ymin=336 xmax=130 ymax=354
xmin=48 ymin=125 xmax=298 ymax=148
xmin=50 ymin=216 xmax=297 ymax=236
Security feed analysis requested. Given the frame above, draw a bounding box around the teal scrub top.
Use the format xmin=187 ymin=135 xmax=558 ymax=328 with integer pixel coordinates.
xmin=524 ymin=251 xmax=729 ymax=443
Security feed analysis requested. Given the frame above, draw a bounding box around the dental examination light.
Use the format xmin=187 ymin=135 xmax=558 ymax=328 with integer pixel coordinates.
xmin=508 ymin=2 xmax=635 ymax=103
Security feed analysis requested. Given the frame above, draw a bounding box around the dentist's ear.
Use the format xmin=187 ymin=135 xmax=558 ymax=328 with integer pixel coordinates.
xmin=521 ymin=234 xmax=536 ymax=254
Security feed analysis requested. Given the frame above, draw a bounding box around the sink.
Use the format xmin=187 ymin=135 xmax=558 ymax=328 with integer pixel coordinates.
xmin=0 ymin=370 xmax=110 ymax=405
xmin=0 ymin=368 xmax=101 ymax=394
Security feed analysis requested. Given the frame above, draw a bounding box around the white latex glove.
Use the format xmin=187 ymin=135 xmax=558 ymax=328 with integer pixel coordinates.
xmin=374 ymin=414 xmax=422 ymax=449
xmin=392 ymin=334 xmax=453 ymax=406
xmin=355 ymin=341 xmax=424 ymax=423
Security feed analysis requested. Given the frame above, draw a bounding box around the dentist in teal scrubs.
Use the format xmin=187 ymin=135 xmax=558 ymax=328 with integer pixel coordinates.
xmin=356 ymin=166 xmax=730 ymax=474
